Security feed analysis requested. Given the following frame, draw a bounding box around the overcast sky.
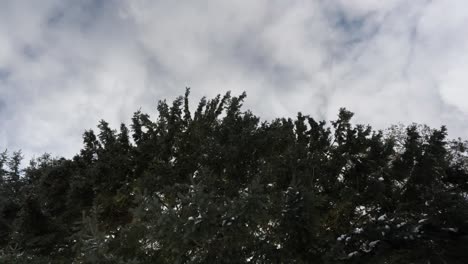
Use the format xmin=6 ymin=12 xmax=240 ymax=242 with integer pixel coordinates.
xmin=1 ymin=0 xmax=468 ymax=160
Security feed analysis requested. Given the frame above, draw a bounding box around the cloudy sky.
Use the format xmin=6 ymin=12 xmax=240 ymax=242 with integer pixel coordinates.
xmin=1 ymin=0 xmax=468 ymax=160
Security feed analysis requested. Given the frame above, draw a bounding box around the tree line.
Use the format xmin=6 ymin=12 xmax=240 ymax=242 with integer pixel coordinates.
xmin=0 ymin=89 xmax=467 ymax=263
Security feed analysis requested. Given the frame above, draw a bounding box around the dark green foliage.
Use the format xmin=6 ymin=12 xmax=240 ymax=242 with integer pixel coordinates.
xmin=1 ymin=89 xmax=467 ymax=263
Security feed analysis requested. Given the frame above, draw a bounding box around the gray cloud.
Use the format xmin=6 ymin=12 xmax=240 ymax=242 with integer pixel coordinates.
xmin=1 ymin=0 xmax=468 ymax=161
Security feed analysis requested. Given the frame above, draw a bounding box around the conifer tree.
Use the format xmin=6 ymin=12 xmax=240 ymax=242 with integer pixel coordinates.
xmin=1 ymin=91 xmax=467 ymax=263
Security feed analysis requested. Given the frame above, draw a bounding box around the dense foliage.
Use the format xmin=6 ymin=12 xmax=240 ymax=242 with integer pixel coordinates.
xmin=1 ymin=90 xmax=467 ymax=263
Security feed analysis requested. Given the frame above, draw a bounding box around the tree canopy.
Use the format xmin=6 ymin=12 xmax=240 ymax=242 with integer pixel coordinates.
xmin=1 ymin=89 xmax=467 ymax=263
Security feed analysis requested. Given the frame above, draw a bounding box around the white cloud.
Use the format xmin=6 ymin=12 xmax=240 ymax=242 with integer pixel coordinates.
xmin=1 ymin=0 xmax=468 ymax=161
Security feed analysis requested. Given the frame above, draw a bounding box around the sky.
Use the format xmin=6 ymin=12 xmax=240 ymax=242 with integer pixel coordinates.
xmin=1 ymin=0 xmax=468 ymax=161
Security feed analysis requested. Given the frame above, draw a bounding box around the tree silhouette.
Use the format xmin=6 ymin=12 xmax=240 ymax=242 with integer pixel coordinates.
xmin=0 ymin=89 xmax=467 ymax=263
